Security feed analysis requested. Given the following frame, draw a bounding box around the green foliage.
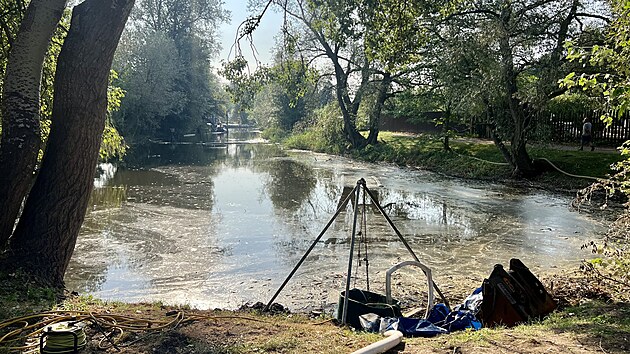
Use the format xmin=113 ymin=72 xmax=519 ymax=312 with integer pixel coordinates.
xmin=220 ymin=56 xmax=269 ymax=112
xmin=360 ymin=0 xmax=435 ymax=70
xmin=260 ymin=125 xmax=289 ymax=143
xmin=132 ymin=0 xmax=229 ymax=42
xmin=225 ymin=37 xmax=327 ymax=134
xmin=113 ymin=30 xmax=186 ymax=143
xmin=110 ymin=0 xmax=228 ymax=145
xmin=561 ymin=0 xmax=630 ymax=198
xmin=307 ymin=0 xmax=362 ymax=47
xmin=546 ymin=93 xmax=600 ymax=118
xmin=560 ymin=1 xmax=630 ymax=123
xmin=264 ymin=59 xmax=321 ymax=131
xmin=385 ymin=90 xmax=434 ymax=122
xmin=561 ymin=0 xmax=630 ymax=294
xmin=284 ymin=104 xmax=346 ymax=154
xmin=581 ymin=213 xmax=630 ymax=302
xmin=99 ymin=70 xmax=127 ymax=161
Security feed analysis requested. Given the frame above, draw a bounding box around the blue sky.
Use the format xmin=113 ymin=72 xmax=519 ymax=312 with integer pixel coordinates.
xmin=216 ymin=0 xmax=283 ymax=67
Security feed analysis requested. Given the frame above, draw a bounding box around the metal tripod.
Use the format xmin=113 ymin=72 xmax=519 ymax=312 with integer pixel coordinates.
xmin=264 ymin=178 xmax=449 ymax=324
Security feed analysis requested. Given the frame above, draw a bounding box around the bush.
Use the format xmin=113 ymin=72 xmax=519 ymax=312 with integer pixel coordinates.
xmin=581 ymin=212 xmax=630 ymax=302
xmin=284 ymin=104 xmax=346 ymax=154
xmin=260 ymin=126 xmax=289 ymax=143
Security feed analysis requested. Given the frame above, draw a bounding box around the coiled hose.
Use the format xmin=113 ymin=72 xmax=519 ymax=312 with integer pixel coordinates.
xmin=0 ymin=310 xmax=269 ymax=352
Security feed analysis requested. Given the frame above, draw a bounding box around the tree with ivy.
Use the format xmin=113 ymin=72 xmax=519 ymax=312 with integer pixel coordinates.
xmin=0 ymin=0 xmax=135 ymax=286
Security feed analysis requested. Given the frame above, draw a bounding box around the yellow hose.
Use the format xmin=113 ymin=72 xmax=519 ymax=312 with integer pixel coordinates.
xmin=0 ymin=309 xmax=290 ymax=351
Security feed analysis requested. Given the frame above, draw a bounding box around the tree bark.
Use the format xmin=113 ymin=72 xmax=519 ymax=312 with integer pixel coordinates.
xmin=442 ymin=105 xmax=451 ymax=152
xmin=498 ymin=6 xmax=536 ymax=177
xmin=5 ymin=0 xmax=135 ymax=286
xmin=0 ymin=0 xmax=67 ymax=249
xmin=366 ymin=73 xmax=391 ymax=145
xmin=324 ymin=44 xmax=366 ymax=149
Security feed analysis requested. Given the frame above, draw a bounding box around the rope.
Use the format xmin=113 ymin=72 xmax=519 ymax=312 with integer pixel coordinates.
xmin=362 ymin=188 xmax=370 ymax=292
xmin=354 ymin=186 xmax=371 ymax=292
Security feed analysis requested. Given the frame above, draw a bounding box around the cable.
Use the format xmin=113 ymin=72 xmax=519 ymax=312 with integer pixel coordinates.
xmin=41 ymin=321 xmax=87 ymax=354
xmin=534 ymin=157 xmax=602 ymax=181
xmin=451 ymin=150 xmax=510 ymax=165
xmin=452 ymin=150 xmax=603 ymax=181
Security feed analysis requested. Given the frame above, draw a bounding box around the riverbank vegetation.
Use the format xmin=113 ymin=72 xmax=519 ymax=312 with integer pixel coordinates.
xmin=286 ymin=130 xmax=624 ymax=191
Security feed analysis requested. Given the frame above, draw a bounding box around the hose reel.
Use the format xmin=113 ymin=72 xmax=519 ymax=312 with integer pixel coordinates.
xmin=40 ymin=320 xmax=87 ymax=354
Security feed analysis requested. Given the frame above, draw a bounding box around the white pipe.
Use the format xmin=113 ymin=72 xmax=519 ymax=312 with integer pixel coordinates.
xmin=350 ymin=330 xmax=404 ymax=354
xmin=386 ymin=260 xmax=435 ymax=318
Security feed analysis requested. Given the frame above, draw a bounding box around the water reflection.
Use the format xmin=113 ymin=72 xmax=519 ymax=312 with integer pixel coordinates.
xmin=66 ymin=143 xmax=606 ymax=311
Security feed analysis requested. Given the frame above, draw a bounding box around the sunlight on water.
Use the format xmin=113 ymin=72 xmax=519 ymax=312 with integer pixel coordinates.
xmin=66 ymin=141 xmax=607 ymax=312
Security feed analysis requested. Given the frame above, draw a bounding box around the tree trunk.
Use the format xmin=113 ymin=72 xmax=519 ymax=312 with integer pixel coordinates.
xmin=332 ymin=64 xmax=365 ymax=149
xmin=5 ymin=0 xmax=135 ymax=286
xmin=498 ymin=8 xmax=536 ymax=177
xmin=510 ymin=134 xmax=534 ymax=178
xmin=442 ymin=104 xmax=452 ymax=151
xmin=315 ymin=32 xmax=367 ymax=150
xmin=366 ymin=73 xmax=391 ymax=145
xmin=0 ymin=0 xmax=67 ymax=249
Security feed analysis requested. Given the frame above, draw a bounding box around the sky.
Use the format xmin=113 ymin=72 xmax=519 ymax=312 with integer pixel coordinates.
xmin=215 ymin=0 xmax=284 ymax=68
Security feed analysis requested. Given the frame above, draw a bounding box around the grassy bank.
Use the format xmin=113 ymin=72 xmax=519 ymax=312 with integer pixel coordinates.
xmin=1 ymin=283 xmax=629 ymax=353
xmin=286 ymin=131 xmax=624 ymax=193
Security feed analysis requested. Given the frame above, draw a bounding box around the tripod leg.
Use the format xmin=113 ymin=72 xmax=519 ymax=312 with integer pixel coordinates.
xmin=264 ymin=184 xmax=358 ymax=311
xmin=341 ymin=179 xmax=363 ymax=325
xmin=364 ymin=185 xmax=451 ymax=309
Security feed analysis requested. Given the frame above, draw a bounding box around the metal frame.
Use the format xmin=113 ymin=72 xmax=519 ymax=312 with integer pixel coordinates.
xmin=264 ymin=178 xmax=449 ymax=323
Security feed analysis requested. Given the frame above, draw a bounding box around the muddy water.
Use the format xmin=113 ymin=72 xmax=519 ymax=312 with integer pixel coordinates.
xmin=66 ymin=142 xmax=606 ymax=312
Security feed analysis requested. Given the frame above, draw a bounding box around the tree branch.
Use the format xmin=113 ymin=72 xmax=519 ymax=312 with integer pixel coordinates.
xmin=575 ymin=12 xmax=611 ymax=24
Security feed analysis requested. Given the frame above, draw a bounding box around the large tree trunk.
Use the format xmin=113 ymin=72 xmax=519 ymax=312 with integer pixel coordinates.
xmin=366 ymin=73 xmax=391 ymax=145
xmin=498 ymin=7 xmax=536 ymax=177
xmin=331 ymin=60 xmax=366 ymax=149
xmin=314 ymin=29 xmax=367 ymax=150
xmin=5 ymin=0 xmax=134 ymax=286
xmin=0 ymin=0 xmax=67 ymax=249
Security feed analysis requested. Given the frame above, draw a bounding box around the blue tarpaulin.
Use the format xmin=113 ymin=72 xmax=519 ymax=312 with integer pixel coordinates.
xmin=359 ymin=287 xmax=483 ymax=337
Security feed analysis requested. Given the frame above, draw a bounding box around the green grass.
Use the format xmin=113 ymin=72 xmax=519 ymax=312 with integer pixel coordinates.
xmin=542 ymin=300 xmax=630 ymax=337
xmin=283 ymin=128 xmax=625 ymax=191
xmin=352 ymin=133 xmax=511 ymax=180
xmin=0 ymin=271 xmax=60 ymax=320
xmin=345 ymin=132 xmax=625 ymax=192
xmin=523 ymin=300 xmax=630 ymax=352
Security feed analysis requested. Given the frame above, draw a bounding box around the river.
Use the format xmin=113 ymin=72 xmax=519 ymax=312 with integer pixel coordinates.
xmin=65 ymin=138 xmax=607 ymax=312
